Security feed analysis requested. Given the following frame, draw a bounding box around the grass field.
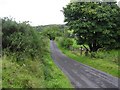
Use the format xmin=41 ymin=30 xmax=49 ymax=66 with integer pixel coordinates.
xmin=56 ymin=40 xmax=120 ymax=78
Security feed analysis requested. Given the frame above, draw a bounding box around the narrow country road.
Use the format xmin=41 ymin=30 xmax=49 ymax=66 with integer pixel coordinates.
xmin=50 ymin=40 xmax=119 ymax=88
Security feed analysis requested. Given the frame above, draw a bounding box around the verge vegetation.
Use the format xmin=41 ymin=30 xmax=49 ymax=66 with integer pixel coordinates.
xmin=2 ymin=17 xmax=72 ymax=88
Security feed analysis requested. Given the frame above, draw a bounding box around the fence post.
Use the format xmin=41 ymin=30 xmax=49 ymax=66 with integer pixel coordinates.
xmin=80 ymin=47 xmax=83 ymax=55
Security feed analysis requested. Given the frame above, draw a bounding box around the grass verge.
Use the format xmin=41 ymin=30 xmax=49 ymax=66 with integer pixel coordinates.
xmin=2 ymin=40 xmax=72 ymax=88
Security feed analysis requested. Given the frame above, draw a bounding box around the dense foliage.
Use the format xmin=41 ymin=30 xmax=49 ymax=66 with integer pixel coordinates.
xmin=2 ymin=17 xmax=48 ymax=60
xmin=63 ymin=1 xmax=120 ymax=52
xmin=41 ymin=25 xmax=63 ymax=40
xmin=59 ymin=37 xmax=74 ymax=49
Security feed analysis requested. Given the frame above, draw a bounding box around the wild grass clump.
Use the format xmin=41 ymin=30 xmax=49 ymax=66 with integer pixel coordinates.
xmin=90 ymin=50 xmax=119 ymax=64
xmin=2 ymin=56 xmax=45 ymax=88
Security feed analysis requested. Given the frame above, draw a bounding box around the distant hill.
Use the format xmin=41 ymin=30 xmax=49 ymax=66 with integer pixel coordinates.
xmin=35 ymin=24 xmax=67 ymax=32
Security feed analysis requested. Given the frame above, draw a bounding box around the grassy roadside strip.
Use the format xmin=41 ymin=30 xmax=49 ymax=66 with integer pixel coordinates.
xmin=56 ymin=41 xmax=120 ymax=78
xmin=43 ymin=40 xmax=73 ymax=88
xmin=2 ymin=40 xmax=72 ymax=88
xmin=43 ymin=54 xmax=73 ymax=88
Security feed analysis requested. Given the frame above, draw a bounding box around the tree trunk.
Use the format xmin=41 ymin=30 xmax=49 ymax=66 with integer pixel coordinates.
xmin=85 ymin=49 xmax=88 ymax=56
xmin=89 ymin=42 xmax=100 ymax=52
xmin=80 ymin=47 xmax=83 ymax=55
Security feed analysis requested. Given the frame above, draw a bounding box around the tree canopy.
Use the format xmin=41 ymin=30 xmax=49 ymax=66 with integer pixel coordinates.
xmin=63 ymin=1 xmax=120 ymax=52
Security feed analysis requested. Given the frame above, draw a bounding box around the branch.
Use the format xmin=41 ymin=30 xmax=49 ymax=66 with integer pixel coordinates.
xmin=83 ymin=45 xmax=90 ymax=52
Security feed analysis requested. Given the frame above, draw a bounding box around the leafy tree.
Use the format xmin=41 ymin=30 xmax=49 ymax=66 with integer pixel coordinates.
xmin=63 ymin=1 xmax=120 ymax=52
xmin=42 ymin=25 xmax=61 ymax=40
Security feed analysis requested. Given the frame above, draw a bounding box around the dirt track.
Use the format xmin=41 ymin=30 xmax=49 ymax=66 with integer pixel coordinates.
xmin=50 ymin=40 xmax=119 ymax=88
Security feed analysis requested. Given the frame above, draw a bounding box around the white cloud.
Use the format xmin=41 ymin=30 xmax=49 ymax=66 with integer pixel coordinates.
xmin=0 ymin=0 xmax=70 ymax=26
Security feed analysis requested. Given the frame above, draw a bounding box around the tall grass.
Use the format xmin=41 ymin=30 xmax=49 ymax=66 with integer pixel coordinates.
xmin=2 ymin=40 xmax=72 ymax=88
xmin=2 ymin=56 xmax=45 ymax=88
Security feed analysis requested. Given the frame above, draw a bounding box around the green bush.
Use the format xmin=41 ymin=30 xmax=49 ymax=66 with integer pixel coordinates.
xmin=60 ymin=38 xmax=73 ymax=49
xmin=2 ymin=17 xmax=48 ymax=61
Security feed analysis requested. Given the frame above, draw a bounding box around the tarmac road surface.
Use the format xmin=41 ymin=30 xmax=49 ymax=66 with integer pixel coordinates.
xmin=50 ymin=40 xmax=119 ymax=88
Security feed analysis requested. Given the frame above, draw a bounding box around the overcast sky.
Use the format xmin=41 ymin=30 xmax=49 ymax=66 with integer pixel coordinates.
xmin=0 ymin=0 xmax=70 ymax=26
xmin=0 ymin=0 xmax=119 ymax=26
